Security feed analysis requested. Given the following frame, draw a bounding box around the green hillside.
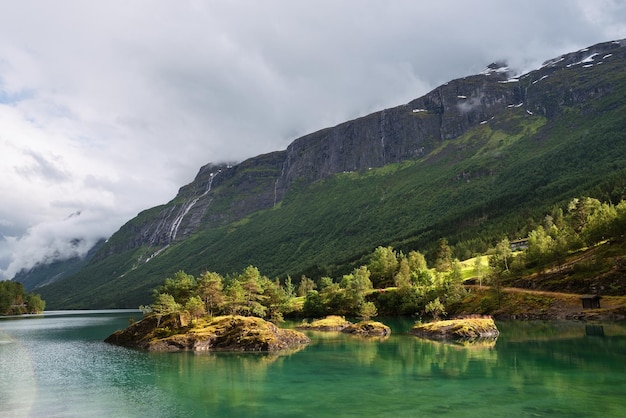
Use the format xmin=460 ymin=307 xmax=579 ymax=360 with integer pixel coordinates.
xmin=40 ymin=93 xmax=626 ymax=308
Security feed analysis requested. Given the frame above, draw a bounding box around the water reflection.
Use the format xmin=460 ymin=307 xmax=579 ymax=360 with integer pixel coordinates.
xmin=1 ymin=314 xmax=625 ymax=417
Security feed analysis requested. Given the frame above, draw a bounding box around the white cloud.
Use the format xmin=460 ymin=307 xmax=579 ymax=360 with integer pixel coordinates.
xmin=0 ymin=0 xmax=625 ymax=279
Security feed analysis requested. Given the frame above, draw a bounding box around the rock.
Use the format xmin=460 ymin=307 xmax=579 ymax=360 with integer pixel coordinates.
xmin=410 ymin=317 xmax=499 ymax=342
xmin=295 ymin=315 xmax=352 ymax=331
xmin=105 ymin=314 xmax=310 ymax=352
xmin=341 ymin=321 xmax=391 ymax=337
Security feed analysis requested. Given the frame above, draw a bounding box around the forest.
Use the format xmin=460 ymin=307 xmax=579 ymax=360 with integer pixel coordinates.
xmin=140 ymin=195 xmax=626 ymax=322
xmin=0 ymin=280 xmax=46 ymax=315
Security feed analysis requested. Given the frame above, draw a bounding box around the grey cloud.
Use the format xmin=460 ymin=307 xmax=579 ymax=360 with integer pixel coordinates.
xmin=15 ymin=149 xmax=71 ymax=182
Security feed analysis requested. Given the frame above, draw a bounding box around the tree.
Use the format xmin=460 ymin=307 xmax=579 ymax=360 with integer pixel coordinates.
xmin=297 ymin=276 xmax=316 ymax=296
xmin=0 ymin=281 xmax=46 ymax=315
xmin=341 ymin=266 xmax=373 ymax=314
xmin=407 ymin=250 xmax=428 ymax=272
xmin=425 ymin=297 xmax=446 ymax=320
xmin=155 ymin=271 xmax=197 ymax=305
xmin=435 ymin=238 xmax=453 ymax=272
xmin=394 ymin=257 xmax=411 ymax=288
xmin=582 ymin=202 xmax=617 ymax=245
xmin=26 ymin=293 xmax=45 ymax=314
xmin=473 ymin=257 xmax=485 ymax=287
xmin=284 ymin=276 xmax=295 ymax=298
xmin=184 ymin=296 xmax=206 ymax=322
xmin=302 ymin=290 xmax=326 ymax=318
xmin=239 ymin=266 xmax=266 ymax=317
xmin=225 ymin=280 xmax=247 ymax=315
xmin=525 ymin=226 xmax=553 ymax=267
xmin=261 ymin=278 xmax=289 ymax=323
xmin=368 ymin=246 xmax=399 ymax=287
xmin=151 ymin=293 xmax=182 ymax=326
xmin=493 ymin=238 xmax=512 ymax=272
xmin=359 ymin=301 xmax=378 ymax=321
xmin=197 ymin=271 xmax=225 ymax=317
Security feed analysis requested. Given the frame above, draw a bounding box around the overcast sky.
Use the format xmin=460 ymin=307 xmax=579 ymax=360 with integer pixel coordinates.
xmin=1 ymin=0 xmax=625 ymax=280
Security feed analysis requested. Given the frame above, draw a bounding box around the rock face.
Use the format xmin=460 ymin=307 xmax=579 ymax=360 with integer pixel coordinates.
xmin=104 ymin=315 xmax=310 ymax=352
xmin=410 ymin=317 xmax=499 ymax=342
xmin=342 ymin=321 xmax=391 ymax=337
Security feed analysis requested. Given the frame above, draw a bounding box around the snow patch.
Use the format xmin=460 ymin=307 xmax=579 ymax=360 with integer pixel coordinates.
xmin=412 ymin=109 xmax=427 ymax=113
xmin=567 ymin=53 xmax=599 ymax=68
xmin=532 ymin=75 xmax=549 ymax=84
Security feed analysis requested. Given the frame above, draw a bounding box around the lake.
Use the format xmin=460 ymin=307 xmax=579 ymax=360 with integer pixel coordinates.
xmin=1 ymin=311 xmax=625 ymax=417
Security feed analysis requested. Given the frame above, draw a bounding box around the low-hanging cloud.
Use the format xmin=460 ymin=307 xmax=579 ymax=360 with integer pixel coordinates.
xmin=0 ymin=210 xmax=117 ymax=280
xmin=0 ymin=0 xmax=625 ymax=280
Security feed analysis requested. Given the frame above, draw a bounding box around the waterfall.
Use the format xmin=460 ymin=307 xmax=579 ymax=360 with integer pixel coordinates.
xmin=144 ymin=169 xmax=223 ymax=264
xmin=169 ymin=170 xmax=220 ymax=242
xmin=273 ymin=160 xmax=287 ymax=207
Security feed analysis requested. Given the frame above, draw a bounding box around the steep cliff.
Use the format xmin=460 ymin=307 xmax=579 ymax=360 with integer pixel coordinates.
xmin=109 ymin=40 xmax=625 ymax=261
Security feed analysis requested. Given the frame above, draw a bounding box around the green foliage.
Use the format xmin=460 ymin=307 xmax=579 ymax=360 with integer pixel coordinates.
xmin=297 ymin=276 xmax=316 ymax=297
xmin=435 ymin=238 xmax=453 ymax=272
xmin=197 ymin=271 xmax=225 ymax=317
xmin=184 ymin=296 xmax=206 ymax=321
xmin=425 ymin=297 xmax=446 ymax=320
xmin=359 ymin=301 xmax=378 ymax=321
xmin=0 ymin=281 xmax=45 ymax=315
xmin=368 ymin=246 xmax=399 ymax=287
xmin=151 ymin=293 xmax=182 ymax=326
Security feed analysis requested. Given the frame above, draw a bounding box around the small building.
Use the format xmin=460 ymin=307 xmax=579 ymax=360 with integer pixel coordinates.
xmin=510 ymin=238 xmax=529 ymax=251
xmin=580 ymin=295 xmax=601 ymax=309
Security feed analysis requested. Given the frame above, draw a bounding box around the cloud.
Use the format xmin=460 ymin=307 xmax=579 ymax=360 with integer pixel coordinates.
xmin=0 ymin=210 xmax=116 ymax=280
xmin=0 ymin=1 xmax=625 ymax=279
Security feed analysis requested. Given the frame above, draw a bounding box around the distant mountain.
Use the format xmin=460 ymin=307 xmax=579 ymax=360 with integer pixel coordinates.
xmin=13 ymin=239 xmax=105 ymax=291
xmin=39 ymin=39 xmax=626 ymax=309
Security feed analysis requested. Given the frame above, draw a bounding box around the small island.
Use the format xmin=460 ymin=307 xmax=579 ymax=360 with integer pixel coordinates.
xmin=297 ymin=315 xmax=391 ymax=337
xmin=105 ymin=314 xmax=310 ymax=352
xmin=410 ymin=316 xmax=499 ymax=342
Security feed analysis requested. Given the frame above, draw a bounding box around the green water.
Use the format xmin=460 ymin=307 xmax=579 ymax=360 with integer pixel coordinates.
xmin=1 ymin=311 xmax=625 ymax=417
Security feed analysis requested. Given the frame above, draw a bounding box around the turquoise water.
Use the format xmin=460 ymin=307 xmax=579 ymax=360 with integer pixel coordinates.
xmin=1 ymin=311 xmax=625 ymax=417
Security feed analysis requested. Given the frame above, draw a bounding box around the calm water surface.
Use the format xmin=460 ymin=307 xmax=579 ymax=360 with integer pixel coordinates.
xmin=1 ymin=311 xmax=625 ymax=417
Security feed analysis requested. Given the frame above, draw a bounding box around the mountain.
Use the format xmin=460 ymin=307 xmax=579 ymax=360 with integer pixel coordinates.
xmin=12 ymin=239 xmax=105 ymax=292
xmin=39 ymin=39 xmax=626 ymax=309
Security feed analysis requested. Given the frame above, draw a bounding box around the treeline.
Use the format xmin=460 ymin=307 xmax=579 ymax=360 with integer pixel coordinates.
xmin=141 ymin=267 xmax=297 ymax=324
xmin=0 ymin=281 xmax=46 ymax=315
xmin=143 ymin=241 xmax=465 ymax=323
xmin=489 ymin=196 xmax=626 ymax=276
xmin=142 ymin=195 xmax=626 ymax=322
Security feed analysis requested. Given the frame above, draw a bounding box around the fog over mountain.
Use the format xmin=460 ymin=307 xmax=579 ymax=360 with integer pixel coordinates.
xmin=1 ymin=1 xmax=626 ymax=280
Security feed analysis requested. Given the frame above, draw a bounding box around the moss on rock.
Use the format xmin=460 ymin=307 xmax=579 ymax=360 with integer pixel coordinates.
xmin=342 ymin=320 xmax=391 ymax=337
xmin=296 ymin=315 xmax=352 ymax=331
xmin=105 ymin=314 xmax=310 ymax=352
xmin=410 ymin=316 xmax=499 ymax=342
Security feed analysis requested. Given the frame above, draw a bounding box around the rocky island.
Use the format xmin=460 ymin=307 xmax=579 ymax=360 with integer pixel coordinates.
xmin=297 ymin=316 xmax=391 ymax=337
xmin=410 ymin=317 xmax=499 ymax=342
xmin=105 ymin=314 xmax=310 ymax=352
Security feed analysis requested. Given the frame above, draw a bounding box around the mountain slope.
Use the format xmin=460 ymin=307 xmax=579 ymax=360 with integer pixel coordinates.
xmin=39 ymin=39 xmax=626 ymax=308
